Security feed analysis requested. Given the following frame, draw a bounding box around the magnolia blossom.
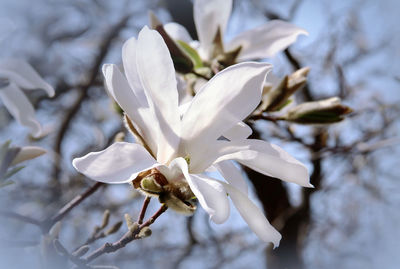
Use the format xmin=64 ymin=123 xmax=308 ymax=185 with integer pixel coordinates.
xmin=73 ymin=27 xmax=311 ymax=247
xmin=164 ymin=0 xmax=308 ymax=61
xmin=0 ymin=60 xmax=54 ymax=137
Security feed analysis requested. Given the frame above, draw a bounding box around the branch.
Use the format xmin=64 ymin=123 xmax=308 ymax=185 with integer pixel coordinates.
xmin=0 ymin=210 xmax=41 ymax=227
xmin=43 ymin=182 xmax=104 ymax=230
xmin=138 ymin=196 xmax=151 ymax=225
xmin=51 ymin=14 xmax=132 ymax=181
xmin=84 ymin=204 xmax=168 ymax=264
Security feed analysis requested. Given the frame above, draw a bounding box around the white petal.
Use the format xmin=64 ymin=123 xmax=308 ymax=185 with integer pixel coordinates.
xmin=222 ymin=182 xmax=281 ymax=247
xmin=189 ymin=139 xmax=252 ymax=174
xmin=11 ymin=146 xmax=46 ymax=166
xmin=72 ymin=142 xmax=159 ymax=184
xmin=0 ymin=59 xmax=54 ymax=97
xmin=214 ymin=160 xmax=248 ymax=195
xmin=0 ymin=83 xmax=43 ymax=137
xmin=102 ymin=64 xmax=158 ymax=156
xmin=136 ymin=27 xmax=181 ymax=164
xmin=171 ymin=158 xmax=230 ymax=224
xmin=215 ymin=139 xmax=312 ymax=187
xmin=194 ymin=0 xmax=232 ymax=59
xmin=176 ymin=75 xmax=193 ymax=105
xmin=181 ymin=62 xmax=271 ymax=162
xmin=122 ymin=37 xmax=148 ymax=107
xmin=227 ymin=20 xmax=308 ymax=60
xmin=164 ymin=22 xmax=193 ymax=43
xmin=223 ymin=121 xmax=252 ymax=140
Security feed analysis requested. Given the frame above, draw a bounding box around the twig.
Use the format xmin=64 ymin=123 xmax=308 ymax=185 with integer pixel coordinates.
xmin=138 ymin=196 xmax=151 ymax=225
xmin=44 ymin=182 xmax=104 ymax=230
xmin=84 ymin=204 xmax=168 ymax=264
xmin=0 ymin=210 xmax=41 ymax=227
xmin=51 ymin=14 xmax=132 ymax=182
xmin=249 ymin=113 xmax=282 ymax=123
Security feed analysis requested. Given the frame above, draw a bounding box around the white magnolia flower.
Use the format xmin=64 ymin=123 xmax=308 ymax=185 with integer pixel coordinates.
xmin=0 ymin=60 xmax=54 ymax=137
xmin=73 ymin=27 xmax=311 ymax=247
xmin=164 ymin=0 xmax=308 ymax=61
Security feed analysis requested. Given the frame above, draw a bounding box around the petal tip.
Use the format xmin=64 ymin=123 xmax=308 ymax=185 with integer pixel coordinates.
xmin=272 ymin=233 xmax=282 ymax=249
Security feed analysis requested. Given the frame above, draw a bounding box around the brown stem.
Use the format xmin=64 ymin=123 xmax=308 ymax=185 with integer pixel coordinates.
xmin=84 ymin=204 xmax=168 ymax=264
xmin=138 ymin=196 xmax=151 ymax=225
xmin=43 ymin=182 xmax=104 ymax=231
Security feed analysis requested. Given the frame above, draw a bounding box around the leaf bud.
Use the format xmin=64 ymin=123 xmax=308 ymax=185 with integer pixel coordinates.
xmin=283 ymin=97 xmax=352 ymax=124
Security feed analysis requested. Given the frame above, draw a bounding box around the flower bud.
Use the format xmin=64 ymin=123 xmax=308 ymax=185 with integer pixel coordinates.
xmin=140 ymin=177 xmax=163 ymax=194
xmin=138 ymin=227 xmax=152 ymax=238
xmin=132 ymin=168 xmax=168 ymax=196
xmin=124 ymin=213 xmax=139 ymax=232
xmin=159 ymin=192 xmax=196 ymax=216
xmin=100 ymin=210 xmax=110 ymax=229
xmin=260 ymin=67 xmax=310 ymax=112
xmin=105 ymin=221 xmax=123 ymax=235
xmin=283 ymin=97 xmax=352 ymax=124
xmin=72 ymin=245 xmax=90 ymax=257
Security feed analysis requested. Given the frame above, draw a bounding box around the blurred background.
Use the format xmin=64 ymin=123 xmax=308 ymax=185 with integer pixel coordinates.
xmin=0 ymin=0 xmax=399 ymax=268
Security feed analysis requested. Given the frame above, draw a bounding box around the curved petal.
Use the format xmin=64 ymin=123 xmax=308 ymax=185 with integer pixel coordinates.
xmin=194 ymin=0 xmax=232 ymax=59
xmin=11 ymin=146 xmax=46 ymax=166
xmin=227 ymin=20 xmax=308 ymax=60
xmin=171 ymin=158 xmax=230 ymax=224
xmin=222 ymin=182 xmax=281 ymax=247
xmin=189 ymin=139 xmax=254 ymax=173
xmin=0 ymin=59 xmax=54 ymax=97
xmin=0 ymin=83 xmax=42 ymax=137
xmin=102 ymin=64 xmax=158 ymax=155
xmin=72 ymin=142 xmax=159 ymax=184
xmin=181 ymin=62 xmax=271 ymax=162
xmin=214 ymin=160 xmax=248 ymax=195
xmin=136 ymin=27 xmax=181 ymax=164
xmin=122 ymin=37 xmax=148 ymax=107
xmin=164 ymin=22 xmax=193 ymax=43
xmin=223 ymin=121 xmax=252 ymax=140
xmin=215 ymin=139 xmax=312 ymax=187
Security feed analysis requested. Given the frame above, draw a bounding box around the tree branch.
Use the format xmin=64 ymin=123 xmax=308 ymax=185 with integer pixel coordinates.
xmin=42 ymin=182 xmax=104 ymax=231
xmin=51 ymin=14 xmax=132 ymax=182
xmin=84 ymin=204 xmax=168 ymax=264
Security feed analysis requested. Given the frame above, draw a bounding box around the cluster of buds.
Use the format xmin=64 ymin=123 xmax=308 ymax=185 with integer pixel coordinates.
xmin=132 ymin=168 xmax=197 ymax=215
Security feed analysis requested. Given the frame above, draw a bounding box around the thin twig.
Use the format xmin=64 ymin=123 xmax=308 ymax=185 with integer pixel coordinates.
xmin=138 ymin=196 xmax=151 ymax=225
xmin=51 ymin=14 xmax=132 ymax=181
xmin=84 ymin=204 xmax=168 ymax=264
xmin=0 ymin=210 xmax=41 ymax=227
xmin=44 ymin=182 xmax=104 ymax=230
xmin=249 ymin=113 xmax=282 ymax=123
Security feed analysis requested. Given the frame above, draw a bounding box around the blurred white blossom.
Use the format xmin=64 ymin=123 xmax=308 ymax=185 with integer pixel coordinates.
xmin=164 ymin=0 xmax=308 ymax=61
xmin=0 ymin=60 xmax=54 ymax=138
